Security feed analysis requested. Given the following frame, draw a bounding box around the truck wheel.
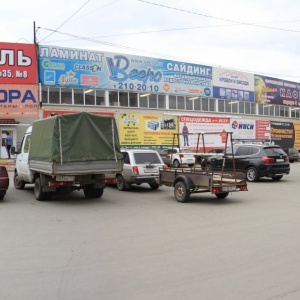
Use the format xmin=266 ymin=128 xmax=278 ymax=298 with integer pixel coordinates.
xmin=174 ymin=181 xmax=190 ymax=203
xmin=149 ymin=182 xmax=159 ymax=190
xmin=14 ymin=172 xmax=25 ymax=190
xmin=93 ymin=188 xmax=104 ymax=198
xmin=215 ymin=192 xmax=229 ymax=199
xmin=116 ymin=175 xmax=128 ymax=191
xmin=34 ymin=177 xmax=46 ymax=201
xmin=173 ymin=160 xmax=180 ymax=168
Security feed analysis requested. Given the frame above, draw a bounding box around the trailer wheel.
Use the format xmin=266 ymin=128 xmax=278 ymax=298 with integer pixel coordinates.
xmin=34 ymin=177 xmax=47 ymax=201
xmin=215 ymin=192 xmax=229 ymax=199
xmin=174 ymin=181 xmax=190 ymax=203
xmin=14 ymin=172 xmax=25 ymax=190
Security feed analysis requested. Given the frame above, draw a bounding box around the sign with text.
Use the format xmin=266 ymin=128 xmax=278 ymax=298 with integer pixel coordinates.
xmin=213 ymin=67 xmax=254 ymax=102
xmin=118 ymin=113 xmax=178 ymax=148
xmin=0 ymin=84 xmax=39 ymax=117
xmin=0 ymin=42 xmax=37 ymax=84
xmin=39 ymin=45 xmax=212 ymax=97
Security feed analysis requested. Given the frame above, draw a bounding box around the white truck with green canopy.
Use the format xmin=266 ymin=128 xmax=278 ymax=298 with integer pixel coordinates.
xmin=12 ymin=112 xmax=123 ymax=200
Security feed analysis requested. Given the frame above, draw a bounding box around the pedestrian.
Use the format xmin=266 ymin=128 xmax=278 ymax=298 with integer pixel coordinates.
xmin=5 ymin=132 xmax=12 ymax=159
xmin=182 ymin=123 xmax=189 ymax=146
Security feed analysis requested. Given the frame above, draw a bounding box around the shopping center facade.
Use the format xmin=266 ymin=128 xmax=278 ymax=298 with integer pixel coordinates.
xmin=1 ymin=42 xmax=300 ymax=158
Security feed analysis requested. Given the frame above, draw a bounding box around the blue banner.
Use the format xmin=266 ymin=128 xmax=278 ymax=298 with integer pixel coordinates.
xmin=38 ymin=45 xmax=212 ymax=97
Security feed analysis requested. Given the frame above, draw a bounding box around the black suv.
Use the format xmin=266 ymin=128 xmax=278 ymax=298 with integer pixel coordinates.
xmin=202 ymin=144 xmax=290 ymax=182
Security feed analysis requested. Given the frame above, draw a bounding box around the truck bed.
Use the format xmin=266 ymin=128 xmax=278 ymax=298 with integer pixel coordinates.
xmin=29 ymin=159 xmax=123 ymax=176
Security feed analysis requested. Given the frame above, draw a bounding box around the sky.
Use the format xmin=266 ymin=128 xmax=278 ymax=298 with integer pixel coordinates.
xmin=2 ymin=0 xmax=300 ymax=82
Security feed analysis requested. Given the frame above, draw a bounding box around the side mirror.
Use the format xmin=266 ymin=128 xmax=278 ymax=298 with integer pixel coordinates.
xmin=10 ymin=146 xmax=20 ymax=155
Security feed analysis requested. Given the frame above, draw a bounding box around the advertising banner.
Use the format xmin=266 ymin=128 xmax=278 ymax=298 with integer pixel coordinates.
xmin=213 ymin=67 xmax=254 ymax=102
xmin=42 ymin=109 xmax=114 ymax=118
xmin=178 ymin=116 xmax=231 ymax=150
xmin=293 ymin=123 xmax=300 ymax=149
xmin=230 ymin=118 xmax=270 ymax=142
xmin=0 ymin=42 xmax=37 ymax=84
xmin=0 ymin=84 xmax=39 ymax=118
xmin=118 ymin=113 xmax=178 ymax=148
xmin=255 ymin=75 xmax=300 ymax=107
xmin=39 ymin=45 xmax=213 ymax=97
xmin=270 ymin=121 xmax=295 ymax=148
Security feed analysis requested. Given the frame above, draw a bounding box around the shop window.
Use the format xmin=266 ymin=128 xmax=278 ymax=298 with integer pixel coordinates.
xmin=218 ymin=99 xmax=225 ymax=112
xmin=169 ymin=95 xmax=176 ymax=109
xmin=96 ymin=90 xmax=105 ymax=106
xmin=74 ymin=89 xmax=84 ymax=105
xmin=194 ymin=98 xmax=201 ymax=111
xmin=149 ymin=94 xmax=157 ymax=108
xmin=185 ymin=97 xmax=193 ymax=110
xmin=61 ymin=88 xmax=72 ymax=105
xmin=85 ymin=89 xmax=95 ymax=105
xmin=109 ymin=91 xmax=118 ymax=106
xmin=177 ymin=96 xmax=184 ymax=110
xmin=244 ymin=102 xmax=251 ymax=114
xmin=119 ymin=92 xmax=129 ymax=107
xmin=202 ymin=98 xmax=209 ymax=111
xmin=41 ymin=87 xmax=49 ymax=104
xmin=129 ymin=92 xmax=138 ymax=107
xmin=158 ymin=95 xmax=166 ymax=109
xmin=139 ymin=94 xmax=148 ymax=108
xmin=49 ymin=87 xmax=60 ymax=104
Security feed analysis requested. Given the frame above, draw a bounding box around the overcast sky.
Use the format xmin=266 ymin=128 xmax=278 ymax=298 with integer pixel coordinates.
xmin=2 ymin=0 xmax=300 ymax=82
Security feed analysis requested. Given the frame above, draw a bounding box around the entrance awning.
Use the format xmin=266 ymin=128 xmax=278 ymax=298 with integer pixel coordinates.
xmin=0 ymin=119 xmax=20 ymax=124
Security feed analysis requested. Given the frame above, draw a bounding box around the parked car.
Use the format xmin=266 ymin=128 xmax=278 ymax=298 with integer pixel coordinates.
xmin=106 ymin=149 xmax=168 ymax=191
xmin=283 ymin=147 xmax=300 ymax=163
xmin=158 ymin=148 xmax=195 ymax=168
xmin=202 ymin=144 xmax=290 ymax=182
xmin=0 ymin=166 xmax=9 ymax=200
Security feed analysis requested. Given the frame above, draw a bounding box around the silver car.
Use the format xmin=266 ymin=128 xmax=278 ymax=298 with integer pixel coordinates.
xmin=108 ymin=149 xmax=168 ymax=191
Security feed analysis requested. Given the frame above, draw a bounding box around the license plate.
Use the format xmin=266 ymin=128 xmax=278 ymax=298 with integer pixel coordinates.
xmin=56 ymin=176 xmax=75 ymax=181
xmin=222 ymin=186 xmax=236 ymax=192
xmin=276 ymin=159 xmax=284 ymax=162
xmin=144 ymin=167 xmax=158 ymax=173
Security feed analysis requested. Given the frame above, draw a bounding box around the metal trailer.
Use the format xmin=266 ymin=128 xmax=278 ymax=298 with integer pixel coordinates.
xmin=159 ymin=131 xmax=248 ymax=202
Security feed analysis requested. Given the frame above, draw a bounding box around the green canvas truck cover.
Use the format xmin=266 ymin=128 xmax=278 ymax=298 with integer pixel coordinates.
xmin=29 ymin=112 xmax=122 ymax=163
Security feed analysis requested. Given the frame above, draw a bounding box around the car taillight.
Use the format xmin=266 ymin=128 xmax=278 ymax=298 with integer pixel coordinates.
xmin=132 ymin=166 xmax=139 ymax=175
xmin=0 ymin=166 xmax=8 ymax=177
xmin=261 ymin=156 xmax=275 ymax=163
xmin=179 ymin=154 xmax=184 ymax=158
xmin=162 ymin=165 xmax=169 ymax=171
xmin=284 ymin=157 xmax=289 ymax=162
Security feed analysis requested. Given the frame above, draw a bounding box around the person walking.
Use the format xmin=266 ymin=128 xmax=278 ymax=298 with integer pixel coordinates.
xmin=5 ymin=132 xmax=12 ymax=159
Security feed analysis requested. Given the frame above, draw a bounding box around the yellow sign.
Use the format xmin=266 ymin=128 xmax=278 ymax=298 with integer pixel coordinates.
xmin=119 ymin=113 xmax=178 ymax=148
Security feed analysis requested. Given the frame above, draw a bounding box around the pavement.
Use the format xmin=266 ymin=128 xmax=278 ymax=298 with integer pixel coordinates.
xmin=0 ymin=159 xmax=15 ymax=172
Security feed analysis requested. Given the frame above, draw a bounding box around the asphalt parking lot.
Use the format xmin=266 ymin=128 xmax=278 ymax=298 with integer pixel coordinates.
xmin=1 ymin=162 xmax=300 ymax=300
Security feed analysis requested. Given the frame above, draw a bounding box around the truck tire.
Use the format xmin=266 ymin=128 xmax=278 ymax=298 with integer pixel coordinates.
xmin=94 ymin=188 xmax=104 ymax=198
xmin=14 ymin=172 xmax=25 ymax=190
xmin=116 ymin=175 xmax=129 ymax=191
xmin=34 ymin=177 xmax=47 ymax=201
xmin=84 ymin=185 xmax=103 ymax=198
xmin=215 ymin=192 xmax=229 ymax=199
xmin=174 ymin=181 xmax=190 ymax=203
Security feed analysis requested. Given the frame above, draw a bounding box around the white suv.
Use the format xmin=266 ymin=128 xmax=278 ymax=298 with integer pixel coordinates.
xmin=106 ymin=149 xmax=168 ymax=191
